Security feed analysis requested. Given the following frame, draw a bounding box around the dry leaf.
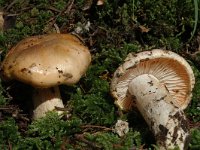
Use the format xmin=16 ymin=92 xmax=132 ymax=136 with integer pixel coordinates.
xmin=82 ymin=0 xmax=93 ymax=10
xmin=139 ymin=25 xmax=150 ymax=33
xmin=97 ymin=0 xmax=104 ymax=5
xmin=0 ymin=11 xmax=4 ymax=32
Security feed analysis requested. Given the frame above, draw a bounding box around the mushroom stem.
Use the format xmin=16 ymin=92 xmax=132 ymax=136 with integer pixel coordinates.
xmin=128 ymin=74 xmax=190 ymax=150
xmin=32 ymin=86 xmax=64 ymax=119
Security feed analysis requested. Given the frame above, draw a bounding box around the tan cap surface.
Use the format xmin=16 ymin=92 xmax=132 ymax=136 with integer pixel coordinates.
xmin=1 ymin=33 xmax=91 ymax=88
xmin=111 ymin=49 xmax=195 ymax=111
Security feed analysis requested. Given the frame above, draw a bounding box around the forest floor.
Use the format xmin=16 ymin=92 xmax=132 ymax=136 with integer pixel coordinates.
xmin=0 ymin=0 xmax=199 ymax=149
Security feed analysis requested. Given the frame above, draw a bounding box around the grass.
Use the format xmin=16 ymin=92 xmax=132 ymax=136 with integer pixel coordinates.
xmin=0 ymin=0 xmax=200 ymax=149
xmin=189 ymin=0 xmax=199 ymax=42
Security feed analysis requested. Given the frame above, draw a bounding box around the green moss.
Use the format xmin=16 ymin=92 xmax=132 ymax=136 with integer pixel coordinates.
xmin=0 ymin=79 xmax=7 ymax=105
xmin=18 ymin=112 xmax=82 ymax=149
xmin=53 ymin=0 xmax=67 ymax=10
xmin=0 ymin=118 xmax=21 ymax=149
xmin=84 ymin=130 xmax=141 ymax=150
xmin=70 ymin=88 xmax=115 ymax=125
xmin=0 ymin=112 xmax=82 ymax=149
xmin=185 ymin=65 xmax=200 ymax=122
xmin=28 ymin=112 xmax=81 ymax=138
xmin=189 ymin=128 xmax=200 ymax=149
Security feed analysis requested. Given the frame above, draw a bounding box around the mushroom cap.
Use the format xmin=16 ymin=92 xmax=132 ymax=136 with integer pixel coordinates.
xmin=110 ymin=49 xmax=195 ymax=111
xmin=1 ymin=33 xmax=91 ymax=88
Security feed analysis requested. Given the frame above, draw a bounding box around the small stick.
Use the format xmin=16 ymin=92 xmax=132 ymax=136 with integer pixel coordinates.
xmin=74 ymin=134 xmax=102 ymax=149
xmin=81 ymin=124 xmax=113 ymax=131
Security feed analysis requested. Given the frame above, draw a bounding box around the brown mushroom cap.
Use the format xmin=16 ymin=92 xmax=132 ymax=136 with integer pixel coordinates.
xmin=111 ymin=49 xmax=195 ymax=111
xmin=1 ymin=33 xmax=91 ymax=88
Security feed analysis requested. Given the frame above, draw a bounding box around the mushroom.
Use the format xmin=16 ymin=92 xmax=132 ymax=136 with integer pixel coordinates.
xmin=110 ymin=49 xmax=195 ymax=150
xmin=0 ymin=33 xmax=91 ymax=119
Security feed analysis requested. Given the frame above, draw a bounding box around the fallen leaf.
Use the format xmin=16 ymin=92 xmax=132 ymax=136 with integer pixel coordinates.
xmin=82 ymin=0 xmax=93 ymax=10
xmin=97 ymin=0 xmax=104 ymax=5
xmin=0 ymin=11 xmax=4 ymax=32
xmin=139 ymin=25 xmax=150 ymax=33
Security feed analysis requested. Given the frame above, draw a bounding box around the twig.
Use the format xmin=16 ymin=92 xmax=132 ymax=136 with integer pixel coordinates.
xmin=0 ymin=105 xmax=19 ymax=111
xmin=54 ymin=23 xmax=60 ymax=33
xmin=8 ymin=140 xmax=12 ymax=150
xmin=4 ymin=0 xmax=19 ymax=11
xmin=0 ymin=105 xmax=30 ymax=121
xmin=65 ymin=0 xmax=74 ymax=15
xmin=74 ymin=134 xmax=102 ymax=149
xmin=181 ymin=50 xmax=200 ymax=69
xmin=189 ymin=121 xmax=200 ymax=128
xmin=81 ymin=124 xmax=113 ymax=131
xmin=44 ymin=0 xmax=74 ymax=33
xmin=47 ymin=6 xmax=61 ymax=13
xmin=55 ymin=106 xmax=72 ymax=112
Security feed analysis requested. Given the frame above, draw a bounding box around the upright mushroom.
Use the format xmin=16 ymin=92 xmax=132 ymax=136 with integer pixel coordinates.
xmin=111 ymin=49 xmax=195 ymax=150
xmin=1 ymin=33 xmax=91 ymax=119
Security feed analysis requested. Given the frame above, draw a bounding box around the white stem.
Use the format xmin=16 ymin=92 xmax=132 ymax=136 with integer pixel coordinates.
xmin=32 ymin=86 xmax=64 ymax=119
xmin=128 ymin=74 xmax=190 ymax=150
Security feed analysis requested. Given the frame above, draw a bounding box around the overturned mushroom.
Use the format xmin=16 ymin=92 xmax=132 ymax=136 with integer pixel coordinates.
xmin=1 ymin=33 xmax=91 ymax=119
xmin=111 ymin=49 xmax=195 ymax=150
